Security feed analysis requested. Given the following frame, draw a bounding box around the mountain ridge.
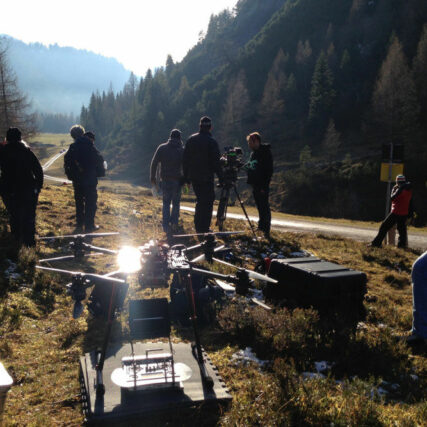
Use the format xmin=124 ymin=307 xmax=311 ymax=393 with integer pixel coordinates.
xmin=1 ymin=35 xmax=132 ymax=114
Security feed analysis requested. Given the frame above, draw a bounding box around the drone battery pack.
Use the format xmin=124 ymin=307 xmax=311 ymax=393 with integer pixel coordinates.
xmin=267 ymin=257 xmax=367 ymax=310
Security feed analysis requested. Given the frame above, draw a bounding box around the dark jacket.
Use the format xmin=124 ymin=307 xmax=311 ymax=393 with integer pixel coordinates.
xmin=183 ymin=130 xmax=222 ymax=183
xmin=64 ymin=136 xmax=105 ymax=186
xmin=0 ymin=140 xmax=43 ymax=195
xmin=247 ymin=143 xmax=273 ymax=187
xmin=150 ymin=137 xmax=184 ymax=182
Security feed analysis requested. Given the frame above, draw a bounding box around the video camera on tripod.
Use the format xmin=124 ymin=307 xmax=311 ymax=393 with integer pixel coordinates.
xmin=219 ymin=146 xmax=244 ymax=187
xmin=216 ymin=147 xmax=259 ymax=241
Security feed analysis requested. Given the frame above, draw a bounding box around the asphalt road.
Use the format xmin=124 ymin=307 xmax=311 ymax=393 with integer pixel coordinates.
xmin=42 ymin=150 xmax=427 ymax=251
xmin=180 ymin=206 xmax=427 ymax=251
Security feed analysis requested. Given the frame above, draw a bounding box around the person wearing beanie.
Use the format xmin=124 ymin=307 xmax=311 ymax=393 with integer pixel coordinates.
xmin=150 ymin=128 xmax=184 ymax=233
xmin=64 ymin=124 xmax=105 ymax=232
xmin=246 ymin=132 xmax=273 ymax=237
xmin=183 ymin=116 xmax=223 ymax=233
xmin=370 ymin=174 xmax=413 ymax=248
xmin=0 ymin=127 xmax=44 ymax=247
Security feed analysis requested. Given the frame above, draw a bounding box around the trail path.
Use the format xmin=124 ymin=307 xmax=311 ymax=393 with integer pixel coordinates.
xmin=41 ymin=150 xmax=71 ymax=184
xmin=180 ymin=206 xmax=427 ymax=250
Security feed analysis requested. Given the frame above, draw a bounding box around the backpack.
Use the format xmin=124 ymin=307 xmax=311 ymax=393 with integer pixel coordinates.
xmin=64 ymin=145 xmax=81 ymax=181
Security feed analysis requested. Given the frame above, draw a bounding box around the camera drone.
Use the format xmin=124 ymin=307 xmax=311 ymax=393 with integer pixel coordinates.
xmin=36 ymin=229 xmax=277 ymax=421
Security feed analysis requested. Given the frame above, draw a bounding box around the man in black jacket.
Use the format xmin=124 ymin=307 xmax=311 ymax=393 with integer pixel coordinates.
xmin=64 ymin=125 xmax=105 ymax=232
xmin=246 ymin=132 xmax=273 ymax=237
xmin=183 ymin=116 xmax=223 ymax=233
xmin=150 ymin=129 xmax=184 ymax=233
xmin=0 ymin=127 xmax=44 ymax=246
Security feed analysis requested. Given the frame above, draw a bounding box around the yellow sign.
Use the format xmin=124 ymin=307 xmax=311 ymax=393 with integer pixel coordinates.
xmin=380 ymin=163 xmax=404 ymax=182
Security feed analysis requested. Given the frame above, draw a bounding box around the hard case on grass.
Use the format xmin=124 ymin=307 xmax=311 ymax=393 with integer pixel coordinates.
xmin=266 ymin=257 xmax=367 ymax=310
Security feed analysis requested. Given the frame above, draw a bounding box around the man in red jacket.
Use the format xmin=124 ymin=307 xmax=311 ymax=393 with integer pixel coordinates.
xmin=370 ymin=175 xmax=412 ymax=248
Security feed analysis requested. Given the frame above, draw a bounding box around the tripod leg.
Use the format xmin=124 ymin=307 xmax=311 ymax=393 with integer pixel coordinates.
xmin=216 ymin=186 xmax=230 ymax=231
xmin=233 ymin=185 xmax=259 ymax=244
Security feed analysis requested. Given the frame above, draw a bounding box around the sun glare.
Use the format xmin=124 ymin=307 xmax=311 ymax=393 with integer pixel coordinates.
xmin=117 ymin=246 xmax=142 ymax=274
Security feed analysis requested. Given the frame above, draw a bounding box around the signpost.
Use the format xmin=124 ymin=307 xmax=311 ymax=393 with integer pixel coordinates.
xmin=380 ymin=143 xmax=404 ymax=245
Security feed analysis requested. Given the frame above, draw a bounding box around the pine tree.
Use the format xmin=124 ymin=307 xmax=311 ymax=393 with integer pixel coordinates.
xmin=322 ymin=119 xmax=341 ymax=162
xmin=413 ymin=24 xmax=427 ymax=118
xmin=371 ymin=36 xmax=420 ymax=151
xmin=299 ymin=145 xmax=312 ymax=169
xmin=165 ymin=55 xmax=174 ymax=77
xmin=308 ymin=51 xmax=335 ymax=129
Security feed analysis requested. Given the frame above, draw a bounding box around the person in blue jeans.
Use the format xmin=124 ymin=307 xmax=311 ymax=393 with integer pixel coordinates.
xmin=150 ymin=129 xmax=184 ymax=233
xmin=408 ymin=251 xmax=427 ymax=344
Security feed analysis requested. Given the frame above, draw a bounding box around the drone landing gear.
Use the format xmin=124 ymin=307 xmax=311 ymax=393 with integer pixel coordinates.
xmin=185 ymin=267 xmax=214 ymax=390
xmin=80 ymin=298 xmax=229 ymax=422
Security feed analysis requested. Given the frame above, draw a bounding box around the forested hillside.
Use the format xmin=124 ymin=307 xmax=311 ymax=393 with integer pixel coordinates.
xmin=2 ymin=36 xmax=131 ymax=115
xmin=80 ymin=0 xmax=427 ymax=222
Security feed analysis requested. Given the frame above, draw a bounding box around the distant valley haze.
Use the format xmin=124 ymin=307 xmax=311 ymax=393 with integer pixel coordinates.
xmin=0 ymin=0 xmax=238 ymax=115
xmin=2 ymin=35 xmax=131 ymax=115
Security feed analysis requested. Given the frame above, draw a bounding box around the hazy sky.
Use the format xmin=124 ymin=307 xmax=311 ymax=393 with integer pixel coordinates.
xmin=2 ymin=0 xmax=238 ymax=76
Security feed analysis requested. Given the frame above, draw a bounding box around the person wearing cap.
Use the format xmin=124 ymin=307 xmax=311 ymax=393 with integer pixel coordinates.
xmin=370 ymin=174 xmax=412 ymax=248
xmin=246 ymin=132 xmax=273 ymax=237
xmin=64 ymin=125 xmax=105 ymax=232
xmin=0 ymin=127 xmax=43 ymax=247
xmin=183 ymin=116 xmax=223 ymax=233
xmin=150 ymin=129 xmax=184 ymax=233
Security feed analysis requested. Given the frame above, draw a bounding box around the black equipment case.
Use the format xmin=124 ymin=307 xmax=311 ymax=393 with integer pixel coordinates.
xmin=266 ymin=257 xmax=367 ymax=314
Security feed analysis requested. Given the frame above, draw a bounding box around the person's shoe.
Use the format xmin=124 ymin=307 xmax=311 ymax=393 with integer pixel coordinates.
xmin=73 ymin=225 xmax=84 ymax=234
xmin=85 ymin=225 xmax=100 ymax=233
xmin=367 ymin=242 xmax=381 ymax=248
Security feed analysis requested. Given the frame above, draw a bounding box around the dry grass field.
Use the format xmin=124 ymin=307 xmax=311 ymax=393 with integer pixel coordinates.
xmin=0 ymin=135 xmax=426 ymax=425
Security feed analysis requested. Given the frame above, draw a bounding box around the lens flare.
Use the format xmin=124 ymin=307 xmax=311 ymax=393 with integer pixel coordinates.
xmin=117 ymin=246 xmax=142 ymax=273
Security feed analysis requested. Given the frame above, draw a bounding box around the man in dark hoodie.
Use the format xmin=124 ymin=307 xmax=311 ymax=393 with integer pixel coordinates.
xmin=246 ymin=132 xmax=273 ymax=237
xmin=150 ymin=129 xmax=184 ymax=233
xmin=64 ymin=125 xmax=105 ymax=232
xmin=0 ymin=127 xmax=44 ymax=246
xmin=183 ymin=117 xmax=223 ymax=234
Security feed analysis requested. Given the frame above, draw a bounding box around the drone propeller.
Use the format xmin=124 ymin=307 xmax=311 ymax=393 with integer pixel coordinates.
xmin=211 ymin=257 xmax=277 ymax=284
xmin=36 ymin=265 xmax=126 ymax=285
xmin=190 ymin=245 xmax=226 ymax=263
xmin=38 ymin=266 xmax=126 ymax=319
xmin=214 ymin=279 xmax=272 ymax=310
xmin=190 ymin=255 xmax=277 ymax=284
xmin=38 ymin=252 xmax=104 ymax=264
xmin=38 ymin=232 xmax=120 ymax=241
xmin=173 ymin=231 xmax=245 ymax=238
xmin=214 ymin=279 xmax=236 ymax=292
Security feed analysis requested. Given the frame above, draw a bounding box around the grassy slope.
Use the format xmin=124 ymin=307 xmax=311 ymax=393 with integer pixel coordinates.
xmin=1 ymin=135 xmax=426 ymax=425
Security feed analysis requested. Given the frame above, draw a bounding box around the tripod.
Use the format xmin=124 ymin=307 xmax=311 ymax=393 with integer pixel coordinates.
xmin=216 ymin=180 xmax=258 ymax=241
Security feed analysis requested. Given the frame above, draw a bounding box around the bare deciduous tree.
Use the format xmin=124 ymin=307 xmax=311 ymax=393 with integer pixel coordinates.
xmin=0 ymin=39 xmax=37 ymax=139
